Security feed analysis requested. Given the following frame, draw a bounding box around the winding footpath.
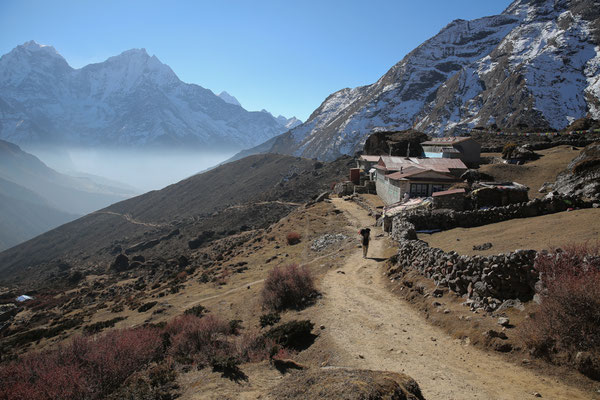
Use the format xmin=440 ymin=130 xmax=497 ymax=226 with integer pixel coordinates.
xmin=314 ymin=198 xmax=594 ymax=400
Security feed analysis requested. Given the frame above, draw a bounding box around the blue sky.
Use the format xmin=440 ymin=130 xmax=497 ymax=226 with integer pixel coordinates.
xmin=0 ymin=0 xmax=512 ymax=121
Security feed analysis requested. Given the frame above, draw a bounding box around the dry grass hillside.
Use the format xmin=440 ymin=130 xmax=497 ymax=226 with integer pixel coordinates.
xmin=479 ymin=145 xmax=581 ymax=198
xmin=0 ymin=154 xmax=353 ymax=283
xmin=419 ymin=208 xmax=600 ymax=255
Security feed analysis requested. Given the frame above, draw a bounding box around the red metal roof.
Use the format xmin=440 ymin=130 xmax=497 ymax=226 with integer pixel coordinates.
xmin=432 ymin=188 xmax=466 ymax=197
xmin=387 ymin=167 xmax=457 ymax=181
xmin=385 ymin=166 xmax=428 ymax=180
xmin=378 ymin=156 xmax=467 ymax=173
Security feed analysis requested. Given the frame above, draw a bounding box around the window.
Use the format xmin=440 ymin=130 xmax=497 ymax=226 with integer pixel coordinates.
xmin=410 ymin=183 xmax=429 ymax=197
xmin=431 ymin=184 xmax=446 ymax=194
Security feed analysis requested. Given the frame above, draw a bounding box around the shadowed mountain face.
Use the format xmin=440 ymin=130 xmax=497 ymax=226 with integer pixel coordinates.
xmin=0 ymin=177 xmax=78 ymax=251
xmin=0 ymin=139 xmax=140 ymax=251
xmin=0 ymin=140 xmax=132 ymax=215
xmin=0 ymin=42 xmax=290 ymax=150
xmin=0 ymin=153 xmax=352 ymax=283
xmin=242 ymin=0 xmax=600 ymax=161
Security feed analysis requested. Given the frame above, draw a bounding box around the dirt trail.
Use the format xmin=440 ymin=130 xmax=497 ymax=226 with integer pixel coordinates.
xmin=316 ymin=198 xmax=594 ymax=400
xmin=92 ymin=211 xmax=167 ymax=228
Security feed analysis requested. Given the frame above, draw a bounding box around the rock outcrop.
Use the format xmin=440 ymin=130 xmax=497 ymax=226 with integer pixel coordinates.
xmin=270 ymin=368 xmax=425 ymax=400
xmin=554 ymin=141 xmax=600 ymax=200
xmin=362 ymin=129 xmax=428 ymax=157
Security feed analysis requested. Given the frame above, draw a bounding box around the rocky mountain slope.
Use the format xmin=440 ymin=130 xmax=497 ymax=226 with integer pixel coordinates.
xmin=254 ymin=0 xmax=600 ymax=161
xmin=0 ymin=153 xmax=351 ymax=283
xmin=0 ymin=42 xmax=289 ymax=150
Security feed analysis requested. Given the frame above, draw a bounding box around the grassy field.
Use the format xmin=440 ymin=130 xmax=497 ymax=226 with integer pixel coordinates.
xmin=480 ymin=145 xmax=581 ymax=198
xmin=418 ymin=208 xmax=600 ymax=255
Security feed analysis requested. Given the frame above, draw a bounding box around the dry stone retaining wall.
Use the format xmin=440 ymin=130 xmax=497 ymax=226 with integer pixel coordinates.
xmin=387 ymin=194 xmax=592 ymax=308
xmin=392 ymin=194 xmax=589 ymax=233
xmin=389 ymin=235 xmax=538 ymax=308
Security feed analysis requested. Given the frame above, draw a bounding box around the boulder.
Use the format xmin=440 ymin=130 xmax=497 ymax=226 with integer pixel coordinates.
xmin=269 ymin=368 xmax=425 ymax=400
xmin=110 ymin=254 xmax=130 ymax=272
xmin=362 ymin=129 xmax=428 ymax=157
xmin=554 ymin=141 xmax=600 ymax=200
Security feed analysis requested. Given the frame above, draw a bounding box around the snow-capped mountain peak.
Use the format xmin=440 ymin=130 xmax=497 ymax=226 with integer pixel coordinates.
xmin=0 ymin=42 xmax=291 ymax=149
xmin=260 ymin=0 xmax=600 ymax=161
xmin=20 ymin=40 xmax=60 ymax=54
xmin=218 ymin=91 xmax=242 ymax=107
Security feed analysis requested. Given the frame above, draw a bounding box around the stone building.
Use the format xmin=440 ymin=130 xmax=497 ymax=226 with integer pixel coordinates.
xmin=432 ymin=188 xmax=466 ymax=210
xmin=420 ymin=136 xmax=481 ymax=165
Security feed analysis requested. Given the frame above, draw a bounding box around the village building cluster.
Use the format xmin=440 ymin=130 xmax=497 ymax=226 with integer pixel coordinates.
xmin=339 ymin=135 xmax=530 ymax=220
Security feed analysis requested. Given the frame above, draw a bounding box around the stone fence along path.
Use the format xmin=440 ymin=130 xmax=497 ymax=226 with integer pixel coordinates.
xmin=385 ymin=194 xmax=593 ymax=310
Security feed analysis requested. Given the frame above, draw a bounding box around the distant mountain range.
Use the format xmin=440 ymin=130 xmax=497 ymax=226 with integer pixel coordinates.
xmin=0 ymin=139 xmax=136 ymax=251
xmin=217 ymin=90 xmax=302 ymax=130
xmin=0 ymin=42 xmax=300 ymax=150
xmin=239 ymin=0 xmax=600 ymax=160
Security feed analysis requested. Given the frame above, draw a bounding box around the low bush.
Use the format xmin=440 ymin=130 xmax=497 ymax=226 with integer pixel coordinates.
xmin=262 ymin=264 xmax=316 ymax=311
xmin=501 ymin=142 xmax=517 ymax=159
xmin=286 ymin=232 xmax=301 ymax=245
xmin=26 ymin=294 xmax=66 ymax=311
xmin=166 ymin=314 xmax=233 ymax=365
xmin=138 ymin=301 xmax=158 ymax=313
xmin=228 ymin=319 xmax=243 ymax=335
xmin=259 ymin=312 xmax=281 ymax=328
xmin=105 ymin=361 xmax=178 ymax=400
xmin=184 ymin=304 xmax=207 ymax=317
xmin=0 ymin=327 xmax=163 ymax=400
xmin=0 ymin=304 xmax=312 ymax=398
xmin=237 ymin=333 xmax=279 ymax=363
xmin=83 ymin=317 xmax=126 ymax=335
xmin=6 ymin=317 xmax=84 ymax=347
xmin=520 ymin=243 xmax=600 ymax=379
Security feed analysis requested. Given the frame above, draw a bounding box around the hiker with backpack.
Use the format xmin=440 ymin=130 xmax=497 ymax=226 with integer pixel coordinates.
xmin=359 ymin=227 xmax=371 ymax=258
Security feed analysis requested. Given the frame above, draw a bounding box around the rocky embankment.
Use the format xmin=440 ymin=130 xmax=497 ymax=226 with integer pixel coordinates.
xmin=386 ymin=193 xmax=595 ymax=312
xmin=554 ymin=141 xmax=600 ymax=200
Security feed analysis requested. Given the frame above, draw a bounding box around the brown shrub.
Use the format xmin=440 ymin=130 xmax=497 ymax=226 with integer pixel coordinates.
xmin=0 ymin=327 xmax=163 ymax=400
xmin=520 ymin=243 xmax=600 ymax=379
xmin=166 ymin=314 xmax=233 ymax=365
xmin=165 ymin=315 xmax=275 ymax=375
xmin=262 ymin=264 xmax=316 ymax=311
xmin=501 ymin=142 xmax=517 ymax=159
xmin=286 ymin=232 xmax=301 ymax=245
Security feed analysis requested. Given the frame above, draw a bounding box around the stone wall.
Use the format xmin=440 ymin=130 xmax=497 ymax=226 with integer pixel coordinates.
xmin=392 ymin=194 xmax=588 ymax=232
xmin=333 ymin=181 xmax=355 ymax=196
xmin=388 ymin=236 xmax=539 ymax=309
xmin=480 ymin=138 xmax=597 ymax=153
xmin=432 ymin=192 xmax=465 ymax=210
xmin=387 ymin=194 xmax=592 ymax=308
